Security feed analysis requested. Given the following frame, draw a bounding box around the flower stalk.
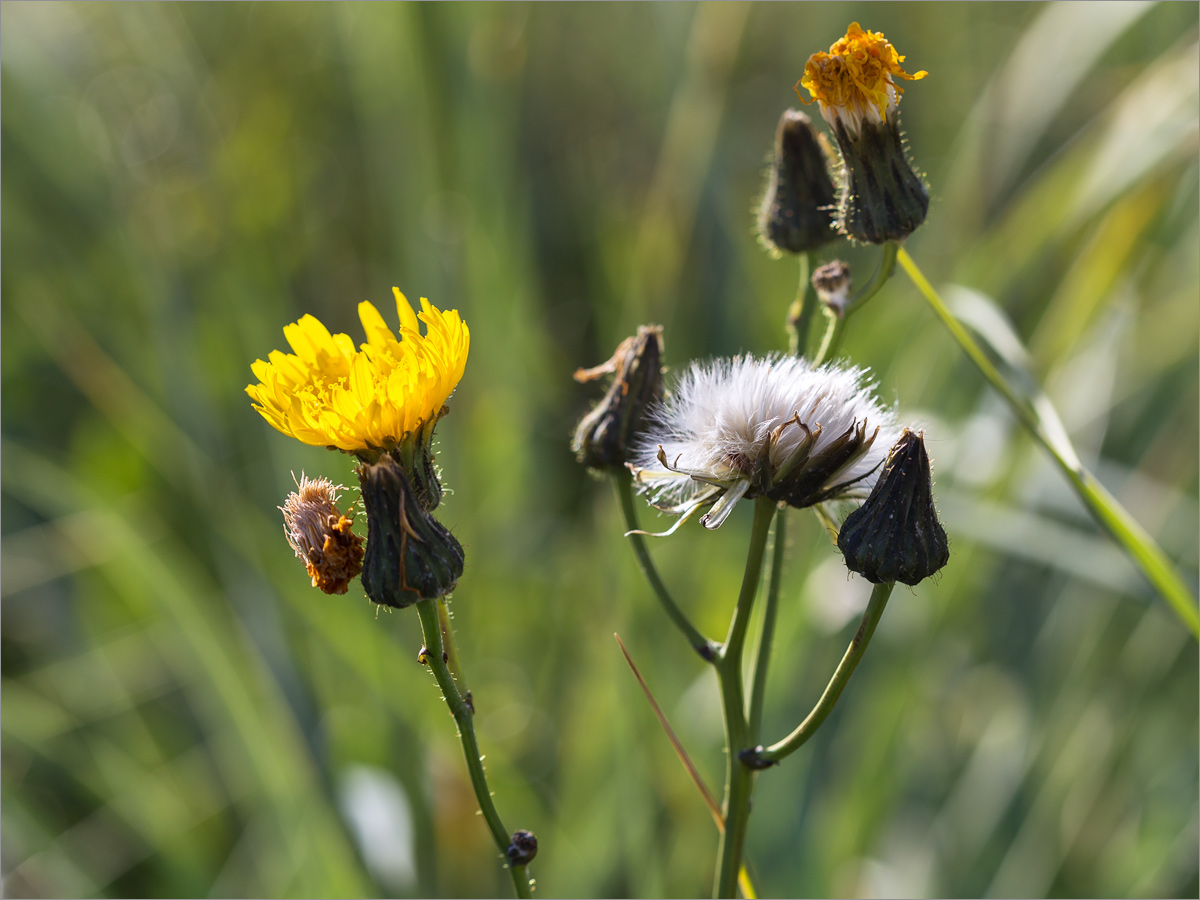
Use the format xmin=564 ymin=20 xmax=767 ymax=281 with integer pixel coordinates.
xmin=712 ymin=496 xmax=776 ymax=898
xmin=616 ymin=468 xmax=717 ymax=659
xmin=787 ymin=252 xmax=821 ymax=357
xmin=896 ymin=248 xmax=1199 ymax=638
xmin=747 ymin=509 xmax=787 ymax=743
xmin=744 ymin=581 xmax=894 ymax=766
xmin=415 ymin=599 xmax=535 ymax=899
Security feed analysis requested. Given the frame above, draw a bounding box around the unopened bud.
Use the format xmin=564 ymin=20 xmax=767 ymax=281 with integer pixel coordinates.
xmin=812 ymin=260 xmax=852 ymax=317
xmin=506 ymin=830 xmax=538 ymax=866
xmin=572 ymin=325 xmax=664 ymax=472
xmin=757 ymin=109 xmax=837 ymax=255
xmin=358 ymin=451 xmax=465 ymax=608
xmin=837 ymin=429 xmax=949 ymax=585
xmin=280 ymin=475 xmax=365 ymax=595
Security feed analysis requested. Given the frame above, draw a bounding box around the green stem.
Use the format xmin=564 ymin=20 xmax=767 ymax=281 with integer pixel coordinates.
xmin=813 ymin=241 xmax=899 ymax=367
xmin=812 ymin=310 xmax=844 ymax=368
xmin=747 ymin=508 xmax=786 ymax=742
xmin=787 ymin=251 xmax=819 ymax=357
xmin=754 ymin=582 xmax=894 ymax=764
xmin=896 ymin=247 xmax=1199 ymax=639
xmin=415 ymin=599 xmax=534 ymax=899
xmin=437 ymin=599 xmax=470 ymax=701
xmin=713 ymin=497 xmax=776 ymax=898
xmin=615 ymin=467 xmax=718 ymax=660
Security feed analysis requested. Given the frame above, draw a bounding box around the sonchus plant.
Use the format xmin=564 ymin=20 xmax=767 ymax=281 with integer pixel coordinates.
xmin=571 ymin=20 xmax=1196 ymax=898
xmin=571 ymin=24 xmax=949 ymax=900
xmin=249 ymin=290 xmax=536 ymax=899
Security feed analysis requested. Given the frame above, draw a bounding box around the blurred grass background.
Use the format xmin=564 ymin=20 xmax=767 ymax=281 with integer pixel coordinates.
xmin=2 ymin=2 xmax=1197 ymax=897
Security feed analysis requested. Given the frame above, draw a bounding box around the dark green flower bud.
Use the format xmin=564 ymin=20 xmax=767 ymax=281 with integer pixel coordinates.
xmin=572 ymin=325 xmax=664 ymax=472
xmin=506 ymin=830 xmax=538 ymax=866
xmin=358 ymin=450 xmax=464 ymax=608
xmin=757 ymin=109 xmax=837 ymax=255
xmin=837 ymin=428 xmax=948 ymax=585
xmin=831 ymin=115 xmax=928 ymax=245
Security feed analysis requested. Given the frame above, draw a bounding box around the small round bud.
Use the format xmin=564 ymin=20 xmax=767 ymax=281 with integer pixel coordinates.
xmin=837 ymin=429 xmax=949 ymax=585
xmin=737 ymin=746 xmax=777 ymax=770
xmin=812 ymin=260 xmax=852 ymax=317
xmin=572 ymin=326 xmax=664 ymax=472
xmin=280 ymin=475 xmax=365 ymax=595
xmin=506 ymin=830 xmax=538 ymax=866
xmin=757 ymin=109 xmax=837 ymax=255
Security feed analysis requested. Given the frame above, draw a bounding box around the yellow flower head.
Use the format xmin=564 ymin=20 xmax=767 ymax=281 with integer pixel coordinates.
xmin=797 ymin=22 xmax=926 ymax=136
xmin=247 ymin=289 xmax=469 ymax=453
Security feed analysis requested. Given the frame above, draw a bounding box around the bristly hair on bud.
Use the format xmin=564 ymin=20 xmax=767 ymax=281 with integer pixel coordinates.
xmin=797 ymin=23 xmax=929 ymax=244
xmin=756 ymin=109 xmax=837 ymax=256
xmin=630 ymin=355 xmax=902 ymax=532
xmin=837 ymin=428 xmax=949 ymax=585
xmin=280 ymin=474 xmax=365 ymax=595
xmin=572 ymin=325 xmax=664 ymax=472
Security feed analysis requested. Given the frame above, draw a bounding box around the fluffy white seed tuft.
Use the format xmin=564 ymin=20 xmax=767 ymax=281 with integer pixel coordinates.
xmin=631 ymin=354 xmax=900 ymax=517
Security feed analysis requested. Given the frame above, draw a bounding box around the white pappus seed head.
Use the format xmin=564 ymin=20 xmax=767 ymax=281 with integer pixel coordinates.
xmin=629 ymin=354 xmax=902 ymax=530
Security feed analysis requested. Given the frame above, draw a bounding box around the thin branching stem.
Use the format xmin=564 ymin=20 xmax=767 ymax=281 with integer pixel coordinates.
xmin=713 ymin=497 xmax=776 ymax=898
xmin=415 ymin=599 xmax=534 ymax=899
xmin=747 ymin=507 xmax=786 ymax=743
xmin=615 ymin=468 xmax=719 ymax=660
xmin=788 ymin=251 xmax=820 ymax=357
xmin=754 ymin=581 xmax=893 ymax=764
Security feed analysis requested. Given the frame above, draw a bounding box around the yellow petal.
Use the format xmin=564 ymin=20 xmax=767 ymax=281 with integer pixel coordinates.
xmin=393 ymin=288 xmax=420 ymax=335
xmin=358 ymin=301 xmax=395 ymax=350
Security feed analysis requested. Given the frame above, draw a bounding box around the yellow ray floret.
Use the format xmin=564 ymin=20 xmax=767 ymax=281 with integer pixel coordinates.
xmin=247 ymin=288 xmax=470 ymax=452
xmin=798 ymin=22 xmax=926 ymax=126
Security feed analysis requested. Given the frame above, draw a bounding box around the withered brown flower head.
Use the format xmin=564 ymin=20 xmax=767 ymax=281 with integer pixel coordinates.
xmin=281 ymin=475 xmax=365 ymax=595
xmin=572 ymin=325 xmax=664 ymax=472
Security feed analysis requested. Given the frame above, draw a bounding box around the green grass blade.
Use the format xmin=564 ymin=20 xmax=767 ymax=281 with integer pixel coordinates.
xmin=897 ymin=248 xmax=1198 ymax=638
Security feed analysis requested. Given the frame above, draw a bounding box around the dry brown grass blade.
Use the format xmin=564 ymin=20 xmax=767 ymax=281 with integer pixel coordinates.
xmin=614 ymin=633 xmax=723 ymax=829
xmin=614 ymin=634 xmax=759 ymax=898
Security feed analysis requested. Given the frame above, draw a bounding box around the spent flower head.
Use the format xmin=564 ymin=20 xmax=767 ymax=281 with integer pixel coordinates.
xmin=798 ymin=22 xmax=926 ymax=139
xmin=280 ymin=474 xmax=365 ymax=595
xmin=572 ymin=325 xmax=664 ymax=472
xmin=838 ymin=428 xmax=949 ymax=585
xmin=631 ymin=355 xmax=901 ymax=531
xmin=247 ymin=288 xmax=469 ymax=455
xmin=797 ymin=23 xmax=929 ymax=244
